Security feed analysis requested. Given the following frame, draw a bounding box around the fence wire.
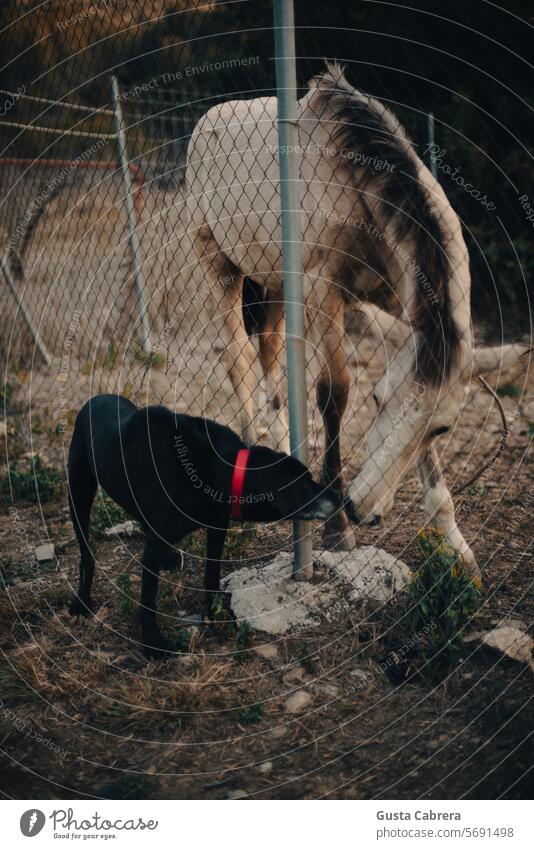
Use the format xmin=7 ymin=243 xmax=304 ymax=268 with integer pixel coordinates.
xmin=0 ymin=0 xmax=531 ymax=590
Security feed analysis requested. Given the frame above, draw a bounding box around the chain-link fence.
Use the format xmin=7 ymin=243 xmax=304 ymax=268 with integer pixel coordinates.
xmin=1 ymin=0 xmax=531 ymax=577
xmin=1 ymin=0 xmax=534 ymax=803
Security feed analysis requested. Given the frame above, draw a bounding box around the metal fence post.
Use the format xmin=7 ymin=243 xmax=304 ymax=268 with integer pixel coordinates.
xmin=273 ymin=0 xmax=313 ymax=579
xmin=110 ymin=74 xmax=152 ymax=356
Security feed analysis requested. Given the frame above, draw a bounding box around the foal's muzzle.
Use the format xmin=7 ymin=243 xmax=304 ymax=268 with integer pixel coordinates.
xmin=343 ymin=496 xmax=381 ymax=526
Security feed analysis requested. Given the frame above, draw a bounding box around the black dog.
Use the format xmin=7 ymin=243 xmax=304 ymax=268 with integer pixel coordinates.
xmin=68 ymin=394 xmax=339 ymax=658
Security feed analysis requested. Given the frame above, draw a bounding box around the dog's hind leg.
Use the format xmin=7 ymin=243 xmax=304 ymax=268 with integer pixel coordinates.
xmin=203 ymin=524 xmax=229 ymax=621
xmin=139 ymin=537 xmax=172 ymax=659
xmin=68 ymin=449 xmax=97 ymax=616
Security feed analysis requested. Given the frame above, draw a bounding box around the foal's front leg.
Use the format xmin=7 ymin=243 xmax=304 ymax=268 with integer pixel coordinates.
xmin=315 ymin=289 xmax=355 ymax=550
xmin=417 ymin=447 xmax=481 ymax=583
xmin=257 ymin=293 xmax=290 ymax=452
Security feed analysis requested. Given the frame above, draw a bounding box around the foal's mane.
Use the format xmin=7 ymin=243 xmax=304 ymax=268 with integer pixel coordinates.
xmin=312 ymin=64 xmax=460 ymax=386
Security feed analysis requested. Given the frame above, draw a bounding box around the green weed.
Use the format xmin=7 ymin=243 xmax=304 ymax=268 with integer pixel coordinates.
xmin=1 ymin=456 xmax=62 ymax=504
xmin=408 ymin=529 xmax=482 ymax=682
xmin=90 ymin=491 xmax=128 ymax=535
xmin=496 ymin=383 xmax=521 ymax=399
xmin=238 ymin=701 xmax=264 ymax=724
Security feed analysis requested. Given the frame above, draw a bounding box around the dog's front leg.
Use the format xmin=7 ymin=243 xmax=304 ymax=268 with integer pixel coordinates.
xmin=203 ymin=524 xmax=229 ymax=621
xmin=139 ymin=538 xmax=171 ymax=659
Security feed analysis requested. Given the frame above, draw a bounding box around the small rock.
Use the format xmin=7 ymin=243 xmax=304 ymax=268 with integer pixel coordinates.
xmin=282 ymin=665 xmax=306 ymax=685
xmin=466 ymin=626 xmax=533 ymax=663
xmin=179 ymin=611 xmax=203 ymax=625
xmin=104 ymin=521 xmax=140 ymax=537
xmin=270 ymin=726 xmax=288 ymax=739
xmin=315 ymin=683 xmax=339 ymax=698
xmin=34 ymin=543 xmax=55 ymax=563
xmin=0 ymin=420 xmax=7 ymax=437
xmin=285 ymin=690 xmax=312 ymax=714
xmin=350 ymin=668 xmax=371 ymax=684
xmin=257 ymin=761 xmax=273 ymax=775
xmin=254 ymin=644 xmax=279 ymax=661
xmin=227 ymin=789 xmax=247 ymax=799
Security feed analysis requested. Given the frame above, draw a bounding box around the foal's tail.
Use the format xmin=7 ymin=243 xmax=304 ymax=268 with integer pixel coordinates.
xmin=242 ymin=276 xmax=268 ymax=337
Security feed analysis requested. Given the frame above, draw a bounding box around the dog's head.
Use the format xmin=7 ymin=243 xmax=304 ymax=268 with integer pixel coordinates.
xmin=242 ymin=446 xmax=341 ymax=522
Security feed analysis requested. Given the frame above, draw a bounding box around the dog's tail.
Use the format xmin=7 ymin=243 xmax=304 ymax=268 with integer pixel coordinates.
xmin=242 ymin=276 xmax=268 ymax=337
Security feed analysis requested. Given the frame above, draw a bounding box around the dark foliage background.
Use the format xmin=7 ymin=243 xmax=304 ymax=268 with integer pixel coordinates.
xmin=1 ymin=0 xmax=532 ymax=333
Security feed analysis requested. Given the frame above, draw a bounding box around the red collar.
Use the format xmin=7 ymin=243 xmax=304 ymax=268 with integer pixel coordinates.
xmin=230 ymin=448 xmax=250 ymax=521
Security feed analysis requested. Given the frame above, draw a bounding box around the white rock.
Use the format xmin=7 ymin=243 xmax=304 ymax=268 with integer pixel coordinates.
xmin=222 ymin=552 xmax=334 ymax=635
xmin=223 ymin=547 xmax=412 ymax=635
xmin=318 ymin=546 xmax=412 ymax=602
xmin=285 ymin=690 xmax=312 ymax=714
xmin=104 ymin=520 xmax=140 ymax=537
xmin=227 ymin=789 xmax=248 ymax=800
xmin=315 ymin=683 xmax=339 ymax=698
xmin=253 ymin=644 xmax=279 ymax=660
xmin=257 ymin=761 xmax=273 ymax=775
xmin=466 ymin=626 xmax=533 ymax=664
xmin=34 ymin=543 xmax=55 ymax=563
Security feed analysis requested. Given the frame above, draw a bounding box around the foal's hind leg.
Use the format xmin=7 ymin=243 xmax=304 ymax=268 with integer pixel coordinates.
xmin=314 ymin=287 xmax=355 ymax=550
xmin=68 ymin=451 xmax=98 ymax=616
xmin=257 ymin=293 xmax=290 ymax=452
xmin=195 ymin=225 xmax=258 ymax=445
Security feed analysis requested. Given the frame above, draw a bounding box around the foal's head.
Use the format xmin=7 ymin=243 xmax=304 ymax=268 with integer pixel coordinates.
xmin=346 ymin=307 xmax=529 ymax=525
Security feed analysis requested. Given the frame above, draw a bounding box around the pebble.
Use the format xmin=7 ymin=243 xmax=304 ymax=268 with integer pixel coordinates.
xmin=34 ymin=543 xmax=55 ymax=563
xmin=285 ymin=690 xmax=312 ymax=714
xmin=227 ymin=789 xmax=248 ymax=800
xmin=282 ymin=664 xmax=306 ymax=685
xmin=270 ymin=726 xmax=288 ymax=739
xmin=257 ymin=761 xmax=273 ymax=775
xmin=254 ymin=644 xmax=279 ymax=661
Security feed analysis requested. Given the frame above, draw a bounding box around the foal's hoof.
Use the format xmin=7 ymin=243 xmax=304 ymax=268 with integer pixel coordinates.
xmin=323 ymin=523 xmax=355 ymax=551
xmin=462 ymin=552 xmax=482 ymax=588
xmin=69 ymin=596 xmax=93 ymax=617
